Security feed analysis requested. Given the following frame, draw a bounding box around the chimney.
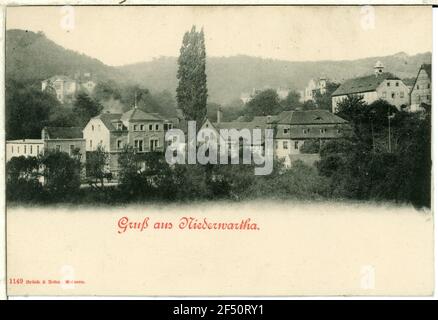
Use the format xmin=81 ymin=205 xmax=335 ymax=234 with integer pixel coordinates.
xmin=217 ymin=107 xmax=222 ymax=124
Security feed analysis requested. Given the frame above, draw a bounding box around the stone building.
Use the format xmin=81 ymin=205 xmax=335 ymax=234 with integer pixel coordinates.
xmin=331 ymin=61 xmax=410 ymax=112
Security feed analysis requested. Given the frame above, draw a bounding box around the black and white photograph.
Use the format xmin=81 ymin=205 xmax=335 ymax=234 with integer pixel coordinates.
xmin=2 ymin=4 xmax=435 ymax=297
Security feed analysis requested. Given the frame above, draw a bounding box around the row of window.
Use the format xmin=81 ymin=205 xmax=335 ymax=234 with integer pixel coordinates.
xmin=132 ymin=123 xmax=163 ymax=132
xmin=10 ymin=144 xmax=41 ymax=155
xmin=382 ymin=91 xmax=405 ymax=99
xmin=282 ymin=128 xmax=335 ymax=135
xmin=9 ymin=144 xmax=77 ymax=156
xmin=55 ymin=144 xmax=77 ymax=156
xmin=275 ymin=141 xmax=300 ymax=150
xmin=415 ymin=83 xmax=431 ymax=90
xmin=387 ymin=81 xmax=400 ymax=87
xmin=413 ymin=94 xmax=431 ymax=103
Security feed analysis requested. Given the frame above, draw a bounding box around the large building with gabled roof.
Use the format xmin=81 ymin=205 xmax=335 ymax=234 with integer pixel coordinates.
xmin=331 ymin=62 xmax=410 ymax=112
xmin=409 ymin=63 xmax=432 ymax=112
xmin=83 ymin=106 xmax=175 ymax=175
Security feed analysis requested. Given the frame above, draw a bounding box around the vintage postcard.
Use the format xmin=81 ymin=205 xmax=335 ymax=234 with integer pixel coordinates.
xmin=1 ymin=4 xmax=434 ymax=297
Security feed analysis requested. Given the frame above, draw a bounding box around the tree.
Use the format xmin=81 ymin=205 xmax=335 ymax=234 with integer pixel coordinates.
xmin=314 ymin=81 xmax=340 ymax=112
xmin=6 ymin=80 xmax=59 ymax=139
xmin=280 ymin=90 xmax=301 ymax=110
xmin=176 ymin=26 xmax=208 ymax=125
xmin=40 ymin=150 xmax=81 ymax=198
xmin=86 ymin=145 xmax=109 ymax=189
xmin=245 ymin=89 xmax=282 ymax=117
xmin=73 ymin=92 xmax=103 ymax=127
xmin=6 ymin=156 xmax=44 ymax=202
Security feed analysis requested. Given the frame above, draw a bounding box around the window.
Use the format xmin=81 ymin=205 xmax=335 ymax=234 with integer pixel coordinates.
xmin=303 ymin=128 xmax=310 ymax=134
xmin=117 ymin=123 xmax=123 ymax=130
xmin=155 ymin=124 xmax=159 ymax=131
xmin=56 ymin=145 xmax=61 ymax=152
xmin=92 ymin=125 xmax=94 ymax=131
xmin=11 ymin=146 xmax=13 ymax=154
xmin=17 ymin=146 xmax=20 ymax=154
xmin=117 ymin=140 xmax=122 ymax=149
xmin=283 ymin=128 xmax=290 ymax=134
xmin=427 ymin=95 xmax=431 ymax=101
xmin=149 ymin=124 xmax=153 ymax=131
xmin=320 ymin=128 xmax=327 ymax=134
xmin=387 ymin=82 xmax=390 ymax=87
xmin=149 ymin=139 xmax=159 ymax=151
xmin=98 ymin=125 xmax=101 ymax=131
xmin=69 ymin=145 xmax=75 ymax=155
xmin=395 ymin=82 xmax=399 ymax=87
xmin=428 ymin=83 xmax=431 ymax=89
xmin=382 ymin=91 xmax=387 ymax=98
xmin=391 ymin=92 xmax=395 ymax=99
xmin=400 ymin=92 xmax=404 ymax=98
xmin=294 ymin=141 xmax=299 ymax=150
xmin=90 ymin=140 xmax=93 ymax=148
xmin=134 ymin=140 xmax=143 ymax=152
xmin=133 ymin=124 xmax=138 ymax=131
xmin=24 ymin=145 xmax=27 ymax=154
xmin=140 ymin=124 xmax=144 ymax=131
xmin=30 ymin=145 xmax=33 ymax=154
xmin=283 ymin=141 xmax=288 ymax=149
xmin=37 ymin=145 xmax=40 ymax=154
xmin=417 ymin=85 xmax=420 ymax=89
xmin=275 ymin=141 xmax=278 ymax=149
xmin=168 ymin=124 xmax=173 ymax=130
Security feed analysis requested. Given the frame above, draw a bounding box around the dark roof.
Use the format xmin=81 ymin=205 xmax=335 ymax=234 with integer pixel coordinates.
xmin=44 ymin=127 xmax=83 ymax=139
xmin=121 ymin=108 xmax=164 ymax=122
xmin=332 ymin=72 xmax=399 ymax=96
xmin=93 ymin=113 xmax=123 ymax=131
xmin=422 ymin=64 xmax=432 ymax=79
xmin=274 ymin=110 xmax=348 ymax=125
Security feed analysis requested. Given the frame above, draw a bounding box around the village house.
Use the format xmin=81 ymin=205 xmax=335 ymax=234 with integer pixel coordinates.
xmin=83 ymin=106 xmax=174 ymax=176
xmin=271 ymin=109 xmax=348 ymax=167
xmin=41 ymin=73 xmax=97 ymax=103
xmin=409 ymin=63 xmax=432 ymax=112
xmin=302 ymin=77 xmax=327 ymax=102
xmin=6 ymin=126 xmax=86 ymax=162
xmin=198 ymin=109 xmax=348 ymax=167
xmin=331 ymin=61 xmax=410 ymax=112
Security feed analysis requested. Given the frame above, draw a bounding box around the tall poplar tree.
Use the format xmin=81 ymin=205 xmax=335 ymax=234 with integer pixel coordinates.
xmin=176 ymin=26 xmax=208 ymax=125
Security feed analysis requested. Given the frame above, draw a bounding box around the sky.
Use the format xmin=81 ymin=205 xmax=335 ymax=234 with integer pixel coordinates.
xmin=6 ymin=5 xmax=432 ymax=66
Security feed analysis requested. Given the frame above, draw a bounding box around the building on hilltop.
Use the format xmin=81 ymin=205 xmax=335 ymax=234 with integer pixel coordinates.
xmin=41 ymin=73 xmax=97 ymax=104
xmin=331 ymin=61 xmax=410 ymax=112
xmin=303 ymin=77 xmax=328 ymax=102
